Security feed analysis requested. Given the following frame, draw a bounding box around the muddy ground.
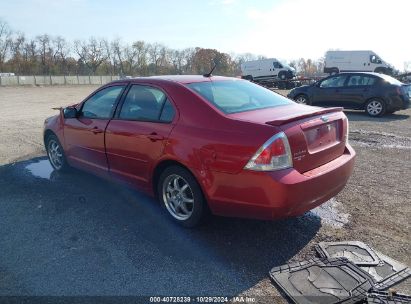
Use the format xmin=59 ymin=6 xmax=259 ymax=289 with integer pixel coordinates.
xmin=0 ymin=86 xmax=410 ymax=301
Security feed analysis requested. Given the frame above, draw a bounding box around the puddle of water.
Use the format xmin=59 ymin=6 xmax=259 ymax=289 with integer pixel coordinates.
xmin=25 ymin=159 xmax=54 ymax=179
xmin=303 ymin=198 xmax=350 ymax=228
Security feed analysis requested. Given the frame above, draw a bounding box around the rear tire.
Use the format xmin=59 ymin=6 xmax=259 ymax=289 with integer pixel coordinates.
xmin=157 ymin=166 xmax=208 ymax=228
xmin=365 ymin=99 xmax=386 ymax=117
xmin=46 ymin=134 xmax=70 ymax=171
xmin=330 ymin=68 xmax=339 ymax=75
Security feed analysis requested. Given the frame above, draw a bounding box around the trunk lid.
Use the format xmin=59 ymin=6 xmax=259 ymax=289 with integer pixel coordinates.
xmin=230 ymin=104 xmax=348 ymax=173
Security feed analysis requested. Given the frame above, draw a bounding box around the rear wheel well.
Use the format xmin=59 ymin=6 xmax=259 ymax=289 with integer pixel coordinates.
xmin=152 ymin=160 xmax=199 ymax=198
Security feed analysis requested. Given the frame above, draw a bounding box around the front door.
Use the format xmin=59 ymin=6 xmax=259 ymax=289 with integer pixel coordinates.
xmin=311 ymin=75 xmax=348 ymax=107
xmin=105 ymin=84 xmax=177 ymax=189
xmin=64 ymin=85 xmax=126 ymax=177
xmin=338 ymin=75 xmax=377 ymax=109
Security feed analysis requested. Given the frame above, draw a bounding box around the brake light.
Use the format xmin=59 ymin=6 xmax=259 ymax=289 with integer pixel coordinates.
xmin=396 ymin=87 xmax=402 ymax=95
xmin=245 ymin=132 xmax=293 ymax=171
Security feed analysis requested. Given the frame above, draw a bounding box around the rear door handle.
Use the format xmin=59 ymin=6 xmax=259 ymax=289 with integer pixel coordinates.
xmin=148 ymin=132 xmax=164 ymax=141
xmin=91 ymin=127 xmax=104 ymax=134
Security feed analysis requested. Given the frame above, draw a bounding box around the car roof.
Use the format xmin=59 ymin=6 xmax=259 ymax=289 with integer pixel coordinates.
xmin=337 ymin=72 xmax=382 ymax=77
xmin=112 ymin=75 xmax=236 ymax=85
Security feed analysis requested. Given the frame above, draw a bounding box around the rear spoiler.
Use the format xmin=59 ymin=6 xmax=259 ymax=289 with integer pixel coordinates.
xmin=266 ymin=107 xmax=343 ymax=126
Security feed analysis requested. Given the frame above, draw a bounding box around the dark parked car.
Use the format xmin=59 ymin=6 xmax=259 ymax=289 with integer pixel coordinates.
xmin=44 ymin=76 xmax=355 ymax=227
xmin=287 ymin=72 xmax=410 ymax=116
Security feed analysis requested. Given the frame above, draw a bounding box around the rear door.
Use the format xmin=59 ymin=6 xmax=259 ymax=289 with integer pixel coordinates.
xmin=339 ymin=75 xmax=377 ymax=108
xmin=105 ymin=84 xmax=177 ymax=189
xmin=311 ymin=75 xmax=348 ymax=106
xmin=64 ymin=84 xmax=126 ymax=177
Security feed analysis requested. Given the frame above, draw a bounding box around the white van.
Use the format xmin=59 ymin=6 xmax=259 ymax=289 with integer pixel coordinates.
xmin=324 ymin=50 xmax=393 ymax=75
xmin=241 ymin=58 xmax=295 ymax=81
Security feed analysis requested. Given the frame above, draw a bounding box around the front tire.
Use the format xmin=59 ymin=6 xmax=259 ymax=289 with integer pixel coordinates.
xmin=365 ymin=99 xmax=386 ymax=117
xmin=46 ymin=134 xmax=70 ymax=171
xmin=294 ymin=94 xmax=309 ymax=105
xmin=278 ymin=72 xmax=286 ymax=80
xmin=158 ymin=166 xmax=207 ymax=227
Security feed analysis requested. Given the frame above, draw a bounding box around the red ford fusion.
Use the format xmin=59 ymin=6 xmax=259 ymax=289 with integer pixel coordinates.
xmin=44 ymin=75 xmax=355 ymax=227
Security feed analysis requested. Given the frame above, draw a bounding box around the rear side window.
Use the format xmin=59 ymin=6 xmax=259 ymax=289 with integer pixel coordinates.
xmin=186 ymin=80 xmax=291 ymax=114
xmin=81 ymin=86 xmax=125 ymax=119
xmin=347 ymin=75 xmax=376 ymax=86
xmin=119 ymin=85 xmax=175 ymax=122
xmin=159 ymin=99 xmax=175 ymax=122
xmin=320 ymin=75 xmax=347 ymax=88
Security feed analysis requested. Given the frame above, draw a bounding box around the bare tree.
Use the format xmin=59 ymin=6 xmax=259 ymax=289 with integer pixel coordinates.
xmin=132 ymin=40 xmax=148 ymax=75
xmin=147 ymin=42 xmax=163 ymax=75
xmin=36 ymin=34 xmax=52 ymax=74
xmin=9 ymin=32 xmax=25 ymax=74
xmin=52 ymin=36 xmax=70 ymax=74
xmin=0 ymin=19 xmax=12 ymax=71
xmin=74 ymin=37 xmax=108 ymax=75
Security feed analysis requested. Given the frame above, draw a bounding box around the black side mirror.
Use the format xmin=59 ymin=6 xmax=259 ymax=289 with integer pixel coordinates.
xmin=63 ymin=107 xmax=78 ymax=119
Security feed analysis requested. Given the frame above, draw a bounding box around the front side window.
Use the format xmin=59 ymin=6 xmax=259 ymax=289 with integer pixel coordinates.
xmin=320 ymin=75 xmax=347 ymax=88
xmin=119 ymin=85 xmax=175 ymax=122
xmin=81 ymin=86 xmax=125 ymax=119
xmin=273 ymin=62 xmax=283 ymax=68
xmin=186 ymin=80 xmax=291 ymax=114
xmin=370 ymin=55 xmax=382 ymax=64
xmin=347 ymin=75 xmax=376 ymax=86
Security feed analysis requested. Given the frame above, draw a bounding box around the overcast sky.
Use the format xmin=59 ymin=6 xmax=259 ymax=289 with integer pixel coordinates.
xmin=2 ymin=0 xmax=410 ymax=70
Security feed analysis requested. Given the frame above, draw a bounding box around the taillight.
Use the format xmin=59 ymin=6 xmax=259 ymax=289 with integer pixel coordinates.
xmin=244 ymin=132 xmax=293 ymax=171
xmin=396 ymin=87 xmax=402 ymax=95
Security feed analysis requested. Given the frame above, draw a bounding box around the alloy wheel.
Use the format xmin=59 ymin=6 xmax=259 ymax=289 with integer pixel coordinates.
xmin=162 ymin=174 xmax=194 ymax=221
xmin=47 ymin=139 xmax=63 ymax=170
xmin=295 ymin=95 xmax=308 ymax=104
xmin=366 ymin=100 xmax=383 ymax=116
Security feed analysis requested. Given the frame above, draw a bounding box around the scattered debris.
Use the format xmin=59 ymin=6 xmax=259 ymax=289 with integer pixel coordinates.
xmin=269 ymin=257 xmax=373 ymax=304
xmin=269 ymin=242 xmax=411 ymax=304
xmin=349 ymin=130 xmax=411 ymax=150
xmin=315 ymin=241 xmax=411 ymax=290
xmin=315 ymin=241 xmax=381 ymax=266
xmin=367 ymin=290 xmax=411 ymax=304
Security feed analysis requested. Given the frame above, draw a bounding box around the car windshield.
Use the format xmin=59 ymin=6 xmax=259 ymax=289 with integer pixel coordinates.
xmin=186 ymin=80 xmax=291 ymax=114
xmin=378 ymin=74 xmax=403 ymax=85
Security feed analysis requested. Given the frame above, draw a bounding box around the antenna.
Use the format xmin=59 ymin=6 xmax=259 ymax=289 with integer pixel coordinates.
xmin=203 ymin=61 xmax=216 ymax=77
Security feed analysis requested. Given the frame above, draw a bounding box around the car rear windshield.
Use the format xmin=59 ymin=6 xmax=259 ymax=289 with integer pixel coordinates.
xmin=186 ymin=80 xmax=291 ymax=114
xmin=378 ymin=74 xmax=403 ymax=85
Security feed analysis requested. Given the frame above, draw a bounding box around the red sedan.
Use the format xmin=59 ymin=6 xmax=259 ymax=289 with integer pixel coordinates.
xmin=44 ymin=76 xmax=355 ymax=227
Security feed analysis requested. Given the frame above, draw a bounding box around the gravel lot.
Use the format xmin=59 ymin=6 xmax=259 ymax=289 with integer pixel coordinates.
xmin=0 ymin=86 xmax=410 ymax=301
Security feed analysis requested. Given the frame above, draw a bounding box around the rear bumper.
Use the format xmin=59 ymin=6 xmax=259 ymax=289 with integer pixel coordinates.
xmin=387 ymin=95 xmax=410 ymax=111
xmin=205 ymin=144 xmax=355 ymax=220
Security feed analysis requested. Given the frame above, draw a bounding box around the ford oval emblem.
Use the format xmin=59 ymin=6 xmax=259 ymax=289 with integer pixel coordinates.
xmin=321 ymin=116 xmax=329 ymax=122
